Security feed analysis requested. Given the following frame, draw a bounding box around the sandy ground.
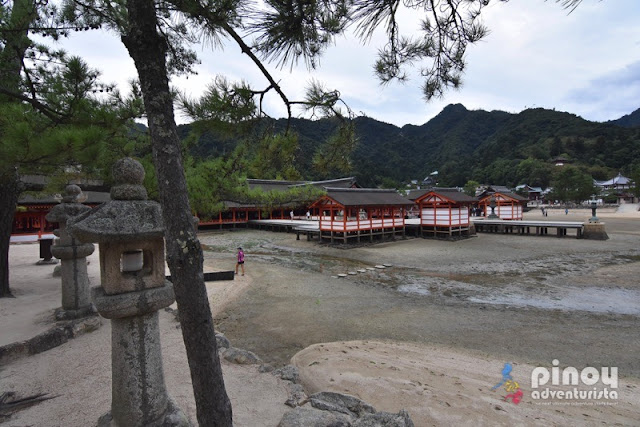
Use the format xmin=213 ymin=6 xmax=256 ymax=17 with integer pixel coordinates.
xmin=2 ymin=206 xmax=640 ymax=426
xmin=1 ymin=246 xmax=291 ymax=426
xmin=293 ymin=341 xmax=640 ymax=426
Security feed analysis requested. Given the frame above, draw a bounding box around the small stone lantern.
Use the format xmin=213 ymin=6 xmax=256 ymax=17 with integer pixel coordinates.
xmin=589 ymin=197 xmax=600 ymax=223
xmin=68 ymin=158 xmax=188 ymax=427
xmin=46 ymin=185 xmax=96 ymax=320
xmin=487 ymin=195 xmax=499 ymax=219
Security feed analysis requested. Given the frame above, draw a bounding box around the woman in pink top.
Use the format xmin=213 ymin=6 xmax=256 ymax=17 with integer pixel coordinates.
xmin=235 ymin=247 xmax=245 ymax=276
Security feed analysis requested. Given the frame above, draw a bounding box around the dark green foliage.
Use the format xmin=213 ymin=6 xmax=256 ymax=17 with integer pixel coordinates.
xmin=608 ymin=107 xmax=640 ymax=128
xmin=549 ymin=165 xmax=595 ymax=203
xmin=630 ymin=166 xmax=640 ymax=199
xmin=312 ymin=120 xmax=357 ymax=177
xmin=253 ymin=0 xmax=349 ymax=69
xmin=515 ymin=158 xmax=553 ymax=188
xmin=165 ymin=104 xmax=640 ymax=189
xmin=248 ymin=132 xmax=302 ymax=180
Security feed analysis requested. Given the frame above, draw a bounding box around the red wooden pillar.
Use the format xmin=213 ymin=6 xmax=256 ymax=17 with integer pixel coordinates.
xmin=342 ymin=206 xmax=347 ymax=232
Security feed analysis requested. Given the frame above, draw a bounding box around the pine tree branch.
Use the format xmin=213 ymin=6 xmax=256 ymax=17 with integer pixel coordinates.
xmin=0 ymin=86 xmax=67 ymax=122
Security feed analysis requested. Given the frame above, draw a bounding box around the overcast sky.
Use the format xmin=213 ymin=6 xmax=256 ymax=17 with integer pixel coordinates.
xmin=60 ymin=0 xmax=640 ymax=127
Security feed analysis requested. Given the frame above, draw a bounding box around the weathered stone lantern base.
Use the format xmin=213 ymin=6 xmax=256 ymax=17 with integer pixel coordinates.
xmin=93 ymin=282 xmax=190 ymax=427
xmin=54 ymin=305 xmax=97 ymax=321
xmin=583 ymin=222 xmax=609 ymax=240
xmin=97 ymin=398 xmax=188 ymax=427
xmin=51 ymin=242 xmax=96 ymax=320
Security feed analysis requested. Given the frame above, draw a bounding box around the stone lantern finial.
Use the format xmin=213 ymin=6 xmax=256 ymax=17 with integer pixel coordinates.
xmin=61 ymin=184 xmax=82 ymax=203
xmin=110 ymin=157 xmax=148 ymax=201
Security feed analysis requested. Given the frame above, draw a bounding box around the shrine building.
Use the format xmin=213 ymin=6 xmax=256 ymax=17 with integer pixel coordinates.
xmin=309 ymin=187 xmax=414 ymax=243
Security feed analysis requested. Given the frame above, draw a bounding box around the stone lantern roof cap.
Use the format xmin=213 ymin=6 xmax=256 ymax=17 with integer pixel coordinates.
xmin=46 ymin=184 xmax=92 ymax=223
xmin=68 ymin=158 xmax=165 ymax=243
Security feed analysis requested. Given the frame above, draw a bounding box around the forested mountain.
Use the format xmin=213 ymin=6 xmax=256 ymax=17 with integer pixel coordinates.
xmin=608 ymin=107 xmax=640 ymax=128
xmin=178 ymin=104 xmax=640 ymax=188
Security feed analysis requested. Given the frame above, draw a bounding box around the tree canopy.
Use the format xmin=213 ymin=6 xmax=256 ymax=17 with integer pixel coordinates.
xmin=549 ymin=165 xmax=595 ymax=203
xmin=0 ymin=0 xmax=143 ymax=297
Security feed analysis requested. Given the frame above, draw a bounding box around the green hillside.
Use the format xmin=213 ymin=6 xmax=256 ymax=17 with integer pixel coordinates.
xmin=178 ymin=104 xmax=640 ymax=188
xmin=608 ymin=107 xmax=640 ymax=128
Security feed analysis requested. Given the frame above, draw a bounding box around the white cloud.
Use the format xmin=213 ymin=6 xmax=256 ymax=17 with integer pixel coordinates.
xmin=51 ymin=0 xmax=640 ymax=126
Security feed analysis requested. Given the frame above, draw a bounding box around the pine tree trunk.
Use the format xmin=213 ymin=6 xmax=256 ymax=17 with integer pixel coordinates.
xmin=0 ymin=0 xmax=38 ymax=298
xmin=121 ymin=0 xmax=233 ymax=425
xmin=0 ymin=168 xmax=21 ymax=298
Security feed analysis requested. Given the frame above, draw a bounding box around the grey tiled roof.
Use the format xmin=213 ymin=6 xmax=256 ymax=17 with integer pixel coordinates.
xmin=247 ymin=177 xmax=357 ymax=192
xmin=406 ymin=189 xmax=429 ymax=201
xmin=321 ymin=187 xmax=414 ymax=207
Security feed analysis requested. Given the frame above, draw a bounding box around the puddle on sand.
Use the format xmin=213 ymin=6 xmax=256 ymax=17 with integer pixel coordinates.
xmin=397 ymin=283 xmax=431 ymax=296
xmin=396 ymin=275 xmax=640 ymax=315
xmin=396 ymin=277 xmax=487 ymax=298
xmin=467 ymin=287 xmax=640 ymax=315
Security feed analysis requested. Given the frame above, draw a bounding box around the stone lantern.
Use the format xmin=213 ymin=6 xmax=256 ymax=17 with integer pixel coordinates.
xmin=45 ymin=184 xmax=95 ymax=320
xmin=583 ymin=196 xmax=608 ymax=241
xmin=68 ymin=158 xmax=188 ymax=427
xmin=487 ymin=195 xmax=499 ymax=219
xmin=589 ymin=196 xmax=599 ymax=223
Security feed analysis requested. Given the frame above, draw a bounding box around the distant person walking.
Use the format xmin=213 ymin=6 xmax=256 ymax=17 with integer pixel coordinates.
xmin=565 ymin=208 xmax=569 ymax=215
xmin=235 ymin=247 xmax=245 ymax=276
xmin=306 ymin=210 xmax=311 ymax=220
xmin=290 ymin=210 xmax=294 ymax=220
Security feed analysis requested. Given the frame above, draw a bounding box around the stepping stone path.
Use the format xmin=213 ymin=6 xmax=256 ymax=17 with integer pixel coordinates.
xmin=337 ymin=274 xmax=347 ymax=278
xmin=375 ymin=265 xmax=386 ymax=269
xmin=383 ymin=264 xmax=393 ymax=268
xmin=357 ymin=269 xmax=367 ymax=273
xmin=366 ymin=267 xmax=376 ymax=271
xmin=348 ymin=272 xmax=357 ymax=275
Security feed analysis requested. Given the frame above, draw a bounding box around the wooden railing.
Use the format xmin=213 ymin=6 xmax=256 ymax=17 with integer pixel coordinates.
xmin=319 ymin=216 xmax=404 ymax=231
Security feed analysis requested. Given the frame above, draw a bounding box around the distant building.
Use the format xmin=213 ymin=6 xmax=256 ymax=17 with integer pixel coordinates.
xmin=515 ymin=184 xmax=544 ymax=201
xmin=413 ymin=188 xmax=476 ymax=238
xmin=594 ymin=173 xmax=636 ymax=204
xmin=14 ymin=192 xmax=110 ymax=236
xmin=476 ymin=185 xmax=513 ymax=199
xmin=309 ymin=187 xmax=413 ymax=243
xmin=422 ymin=171 xmax=438 ymax=187
xmin=594 ymin=173 xmax=633 ymax=192
xmin=12 ymin=175 xmax=109 ymax=237
xmin=478 ymin=191 xmax=528 ymax=220
xmin=200 ymin=177 xmax=359 ymax=226
xmin=551 ymin=156 xmax=572 ymax=167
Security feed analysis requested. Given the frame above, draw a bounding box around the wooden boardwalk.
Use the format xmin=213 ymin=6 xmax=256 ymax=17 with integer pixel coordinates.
xmin=472 ymin=218 xmax=585 ymax=238
xmin=245 ymin=218 xmax=587 ymax=240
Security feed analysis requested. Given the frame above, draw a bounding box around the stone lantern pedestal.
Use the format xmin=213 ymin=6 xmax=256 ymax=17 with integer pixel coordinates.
xmin=583 ymin=200 xmax=608 ymax=240
xmin=46 ymin=185 xmax=96 ymax=320
xmin=583 ymin=222 xmax=609 ymax=240
xmin=69 ymin=158 xmax=189 ymax=427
